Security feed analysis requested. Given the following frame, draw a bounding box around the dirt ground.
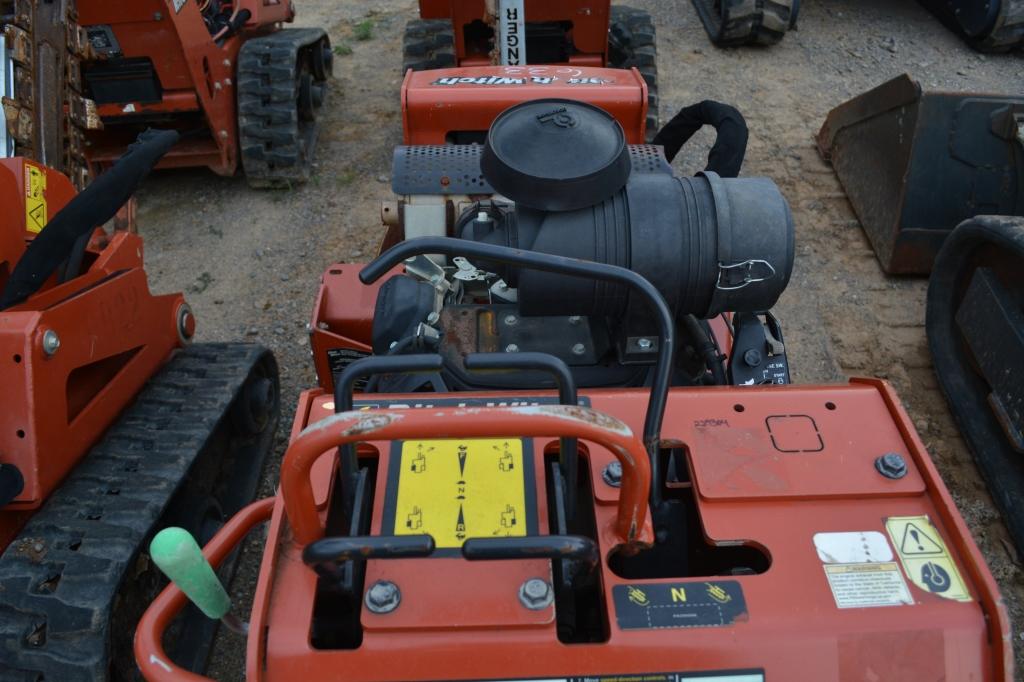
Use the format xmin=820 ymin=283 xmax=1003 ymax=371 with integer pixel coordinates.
xmin=131 ymin=0 xmax=1024 ymax=678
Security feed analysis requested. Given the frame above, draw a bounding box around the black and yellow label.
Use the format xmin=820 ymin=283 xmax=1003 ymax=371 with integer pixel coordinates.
xmin=885 ymin=515 xmax=971 ymax=602
xmin=384 ymin=438 xmax=536 ymax=550
xmin=613 ymin=581 xmax=747 ymax=630
xmin=23 ymin=161 xmax=47 ymax=233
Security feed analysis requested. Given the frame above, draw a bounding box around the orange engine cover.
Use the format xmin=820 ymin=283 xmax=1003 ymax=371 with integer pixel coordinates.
xmin=401 ymin=65 xmax=650 ymax=144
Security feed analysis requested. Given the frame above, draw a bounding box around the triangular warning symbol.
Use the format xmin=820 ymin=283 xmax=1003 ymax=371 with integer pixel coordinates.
xmin=899 ymin=522 xmax=944 ymax=556
xmin=28 ymin=204 xmax=45 ymax=229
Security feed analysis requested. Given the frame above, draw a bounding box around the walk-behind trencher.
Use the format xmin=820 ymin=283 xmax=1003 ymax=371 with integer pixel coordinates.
xmin=136 ymin=99 xmax=1011 ymax=682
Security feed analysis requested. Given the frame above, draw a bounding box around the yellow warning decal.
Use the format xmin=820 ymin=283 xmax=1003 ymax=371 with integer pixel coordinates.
xmin=393 ymin=439 xmax=527 ymax=548
xmin=885 ymin=515 xmax=971 ymax=602
xmin=23 ymin=161 xmax=47 ymax=233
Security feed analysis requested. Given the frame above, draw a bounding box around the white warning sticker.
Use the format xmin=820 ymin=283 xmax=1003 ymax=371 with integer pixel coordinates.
xmin=815 ymin=530 xmax=912 ymax=608
xmin=824 ymin=562 xmax=913 ymax=609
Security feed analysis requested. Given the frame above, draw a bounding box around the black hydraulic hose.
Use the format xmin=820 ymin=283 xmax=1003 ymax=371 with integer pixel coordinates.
xmin=652 ymin=100 xmax=748 ymax=178
xmin=0 ymin=129 xmax=179 ymax=310
xmin=683 ymin=314 xmax=727 ymax=386
xmin=360 ymin=237 xmax=676 ymax=506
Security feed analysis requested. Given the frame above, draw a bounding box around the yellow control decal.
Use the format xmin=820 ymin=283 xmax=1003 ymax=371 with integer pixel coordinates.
xmin=23 ymin=162 xmax=47 ymax=233
xmin=885 ymin=515 xmax=971 ymax=602
xmin=393 ymin=439 xmax=527 ymax=548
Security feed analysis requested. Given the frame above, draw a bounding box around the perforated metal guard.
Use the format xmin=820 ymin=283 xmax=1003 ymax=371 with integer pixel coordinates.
xmin=392 ymin=145 xmax=494 ymax=195
xmin=391 ymin=144 xmax=673 ymax=196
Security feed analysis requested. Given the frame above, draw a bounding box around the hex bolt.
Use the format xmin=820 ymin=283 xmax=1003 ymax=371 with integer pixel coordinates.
xmin=365 ymin=580 xmax=401 ymax=614
xmin=743 ymin=349 xmax=762 ymax=367
xmin=41 ymin=330 xmax=60 ymax=357
xmin=602 ymin=461 xmax=622 ymax=488
xmin=518 ymin=578 xmax=553 ymax=610
xmin=571 ymin=343 xmax=586 ymax=356
xmin=504 ymin=314 xmax=518 ymax=326
xmin=875 ymin=452 xmax=908 ymax=480
xmin=636 ymin=337 xmax=652 ymax=350
xmin=505 ymin=344 xmax=519 ymax=353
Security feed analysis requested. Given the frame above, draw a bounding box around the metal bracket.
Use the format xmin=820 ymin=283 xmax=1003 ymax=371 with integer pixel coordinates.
xmin=716 ymin=259 xmax=777 ymax=291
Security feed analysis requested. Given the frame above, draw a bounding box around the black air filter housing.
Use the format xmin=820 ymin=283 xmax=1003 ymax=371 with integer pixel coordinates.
xmin=480 ymin=99 xmax=631 ymax=211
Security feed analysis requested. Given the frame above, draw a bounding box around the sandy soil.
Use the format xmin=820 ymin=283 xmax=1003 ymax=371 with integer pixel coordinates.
xmin=129 ymin=0 xmax=1024 ymax=677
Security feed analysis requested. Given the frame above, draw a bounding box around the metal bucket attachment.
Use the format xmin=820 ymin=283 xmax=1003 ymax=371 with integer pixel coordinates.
xmin=817 ymin=74 xmax=1024 ymax=274
xmin=927 ymin=215 xmax=1024 ymax=550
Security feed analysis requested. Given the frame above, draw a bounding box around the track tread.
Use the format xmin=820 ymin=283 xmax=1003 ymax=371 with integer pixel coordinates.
xmin=609 ymin=5 xmax=660 ymax=142
xmin=237 ymin=28 xmax=330 ymax=189
xmin=402 ymin=19 xmax=457 ymax=72
xmin=0 ymin=343 xmax=274 ymax=682
xmin=690 ymin=0 xmax=797 ymax=47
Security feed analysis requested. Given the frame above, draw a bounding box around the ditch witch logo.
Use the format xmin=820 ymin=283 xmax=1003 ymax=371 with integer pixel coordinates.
xmin=431 ymin=75 xmax=612 ymax=86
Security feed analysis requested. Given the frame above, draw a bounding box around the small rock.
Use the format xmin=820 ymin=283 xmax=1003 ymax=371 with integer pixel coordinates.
xmin=246 ymin=327 xmax=259 ymax=336
xmin=957 ymin=69 xmax=968 ymax=76
xmin=274 ymin=326 xmax=285 ymax=335
xmin=214 ymin=299 xmax=224 ymax=305
xmin=377 ymin=175 xmax=388 ymax=183
xmin=280 ymin=274 xmax=290 ymax=282
xmin=254 ymin=249 xmax=264 ymax=259
xmin=351 ymin=250 xmax=363 ymax=258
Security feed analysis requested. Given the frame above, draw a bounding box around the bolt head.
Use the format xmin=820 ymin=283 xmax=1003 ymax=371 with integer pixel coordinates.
xmin=874 ymin=452 xmax=908 ymax=479
xmin=505 ymin=344 xmax=519 ymax=353
xmin=743 ymin=348 xmax=763 ymax=367
xmin=571 ymin=343 xmax=586 ymax=356
xmin=365 ymin=580 xmax=401 ymax=614
xmin=519 ymin=578 xmax=553 ymax=610
xmin=636 ymin=337 xmax=652 ymax=350
xmin=602 ymin=461 xmax=623 ymax=487
xmin=41 ymin=330 xmax=60 ymax=356
xmin=504 ymin=314 xmax=518 ymax=326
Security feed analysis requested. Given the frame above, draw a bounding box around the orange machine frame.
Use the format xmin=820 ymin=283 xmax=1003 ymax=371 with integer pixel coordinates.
xmin=415 ymin=0 xmax=611 ymax=67
xmin=0 ymin=158 xmax=188 ymax=549
xmin=137 ymin=376 xmax=1012 ymax=681
xmin=77 ymin=0 xmax=294 ymax=175
xmin=401 ymin=65 xmax=649 ymax=144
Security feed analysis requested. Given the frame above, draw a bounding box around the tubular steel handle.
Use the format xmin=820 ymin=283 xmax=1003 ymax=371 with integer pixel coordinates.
xmin=333 ymin=354 xmax=444 ymax=481
xmin=463 ymin=352 xmax=580 ymax=516
xmin=462 ymin=535 xmax=599 ymax=572
xmin=302 ymin=535 xmax=436 ymax=579
xmin=282 ymin=406 xmax=651 ymax=547
xmin=358 ymin=238 xmax=677 ymax=497
xmin=135 ymin=498 xmax=274 ymax=682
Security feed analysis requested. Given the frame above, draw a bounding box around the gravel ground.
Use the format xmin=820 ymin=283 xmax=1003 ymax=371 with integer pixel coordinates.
xmin=130 ymin=0 xmax=1024 ymax=678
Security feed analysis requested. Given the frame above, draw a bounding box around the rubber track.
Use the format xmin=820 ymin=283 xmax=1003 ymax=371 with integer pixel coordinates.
xmin=0 ymin=343 xmax=271 ymax=682
xmin=402 ymin=19 xmax=456 ymax=72
xmin=237 ymin=28 xmax=327 ymax=188
xmin=609 ymin=5 xmax=659 ymax=142
xmin=975 ymin=0 xmax=1024 ymax=51
xmin=690 ymin=0 xmax=796 ymax=47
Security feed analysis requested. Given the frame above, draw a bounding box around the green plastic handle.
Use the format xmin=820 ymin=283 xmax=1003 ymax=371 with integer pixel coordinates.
xmin=150 ymin=527 xmax=231 ymax=620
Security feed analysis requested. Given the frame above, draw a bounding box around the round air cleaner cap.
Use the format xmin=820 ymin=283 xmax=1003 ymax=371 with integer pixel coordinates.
xmin=480 ymin=98 xmax=631 ymax=211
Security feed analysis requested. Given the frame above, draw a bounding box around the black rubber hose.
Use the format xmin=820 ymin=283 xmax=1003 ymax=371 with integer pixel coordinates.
xmin=0 ymin=129 xmax=179 ymax=310
xmin=683 ymin=314 xmax=727 ymax=385
xmin=652 ymin=100 xmax=748 ymax=178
